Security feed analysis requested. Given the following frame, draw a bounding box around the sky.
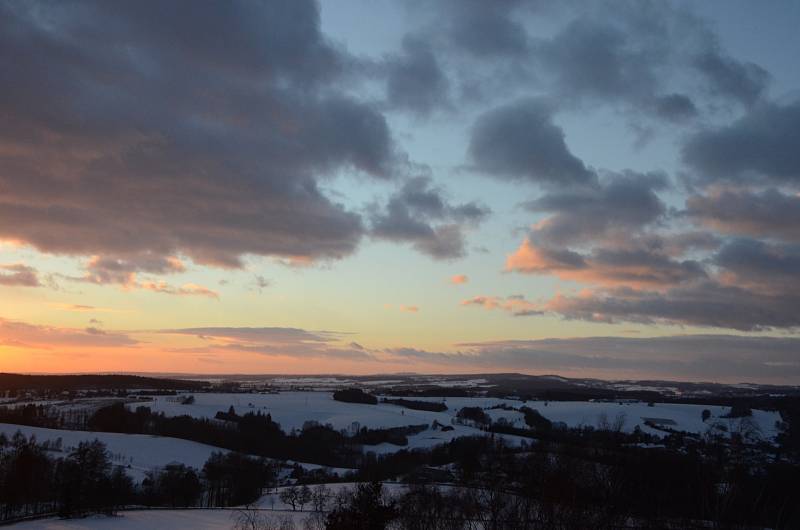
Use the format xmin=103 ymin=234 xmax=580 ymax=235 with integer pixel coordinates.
xmin=1 ymin=0 xmax=799 ymax=383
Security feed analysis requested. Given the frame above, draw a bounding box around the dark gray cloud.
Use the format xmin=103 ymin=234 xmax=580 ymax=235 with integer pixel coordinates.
xmin=370 ymin=177 xmax=489 ymax=259
xmin=506 ymin=238 xmax=706 ymax=289
xmin=654 ymin=94 xmax=698 ymax=122
xmin=388 ymin=334 xmax=800 ymax=383
xmin=0 ymin=0 xmax=403 ymax=270
xmin=692 ymin=50 xmax=770 ymax=107
xmin=524 ymin=172 xmax=667 ymax=245
xmin=536 ymin=2 xmax=770 ymax=115
xmin=385 ymin=36 xmax=450 ymax=116
xmin=503 ymin=233 xmax=800 ymax=330
xmin=505 ymin=170 xmax=709 ymax=290
xmin=444 ymin=0 xmax=530 ymax=58
xmin=686 ymin=188 xmax=800 ymax=242
xmin=469 ymin=98 xmax=596 ymax=187
xmin=545 ymin=282 xmax=800 ymax=331
xmin=537 ymin=16 xmax=661 ymax=105
xmin=0 ymin=264 xmax=40 ymax=287
xmin=419 ymin=1 xmax=770 ymax=122
xmin=714 ymin=239 xmax=800 ymax=296
xmin=683 ymin=100 xmax=800 ymax=184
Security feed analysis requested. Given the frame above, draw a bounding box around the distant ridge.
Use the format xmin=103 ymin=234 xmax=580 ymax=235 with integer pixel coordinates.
xmin=0 ymin=373 xmax=209 ymax=391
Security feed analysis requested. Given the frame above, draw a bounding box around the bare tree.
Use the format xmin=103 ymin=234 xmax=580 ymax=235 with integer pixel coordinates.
xmin=311 ymin=484 xmax=331 ymax=512
xmin=279 ymin=486 xmax=300 ymax=511
xmin=298 ymin=485 xmax=312 ymax=511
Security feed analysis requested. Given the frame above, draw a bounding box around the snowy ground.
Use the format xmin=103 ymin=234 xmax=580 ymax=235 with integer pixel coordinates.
xmin=133 ymin=392 xmax=533 ymax=452
xmin=6 ymin=484 xmax=399 ymax=529
xmin=135 ymin=391 xmax=782 ymax=442
xmin=515 ymin=399 xmax=781 ymax=438
xmin=5 ymin=509 xmax=302 ymax=530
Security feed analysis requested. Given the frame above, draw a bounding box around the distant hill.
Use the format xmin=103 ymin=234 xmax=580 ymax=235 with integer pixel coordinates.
xmin=0 ymin=373 xmax=209 ymax=391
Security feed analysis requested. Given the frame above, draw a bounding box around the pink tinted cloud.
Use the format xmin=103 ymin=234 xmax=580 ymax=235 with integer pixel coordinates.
xmin=0 ymin=264 xmax=40 ymax=287
xmin=461 ymin=295 xmax=542 ymax=316
xmin=450 ymin=274 xmax=468 ymax=284
xmin=140 ymin=281 xmax=219 ymax=299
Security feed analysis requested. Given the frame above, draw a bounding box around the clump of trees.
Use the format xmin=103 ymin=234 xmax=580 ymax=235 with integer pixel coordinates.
xmin=520 ymin=406 xmax=552 ymax=431
xmin=142 ymin=463 xmax=202 ymax=507
xmin=456 ymin=406 xmax=490 ymax=425
xmin=382 ymin=398 xmax=447 ymax=412
xmin=332 ymin=389 xmax=378 ymax=405
xmin=326 ymin=482 xmax=396 ymax=530
xmin=351 ymin=424 xmax=428 ymax=447
xmin=0 ymin=433 xmax=132 ymax=521
xmin=0 ymin=432 xmax=277 ymax=523
xmin=723 ymin=404 xmax=753 ymax=418
xmin=203 ymin=452 xmax=276 ymax=507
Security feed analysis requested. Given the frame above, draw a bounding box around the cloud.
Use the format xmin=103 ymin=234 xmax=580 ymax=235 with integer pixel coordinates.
xmin=537 ymin=16 xmax=662 ymax=107
xmin=653 ymin=93 xmax=698 ymax=122
xmin=686 ymin=188 xmax=800 ymax=242
xmin=461 ymin=295 xmax=541 ymax=316
xmin=506 ymin=239 xmax=706 ymax=290
xmin=387 ymin=334 xmax=800 ymax=383
xmin=399 ymin=305 xmax=419 ymax=313
xmin=0 ymin=0 xmax=405 ymax=272
xmin=443 ymin=0 xmax=530 ymax=59
xmin=692 ymin=49 xmax=770 ymax=107
xmin=542 ymin=282 xmax=800 ymax=331
xmin=163 ymin=326 xmax=372 ymax=361
xmin=682 ymin=100 xmax=800 ymax=184
xmin=385 ymin=35 xmax=450 ymax=117
xmin=0 ymin=317 xmax=139 ymax=349
xmin=139 ymin=281 xmax=219 ymax=299
xmin=82 ymin=254 xmax=186 ymax=285
xmin=714 ymin=239 xmax=800 ymax=296
xmin=370 ymin=176 xmax=489 ymax=259
xmin=522 ymin=171 xmax=668 ymax=246
xmin=0 ymin=264 xmax=40 ymax=287
xmin=500 ymin=234 xmax=800 ymax=331
xmin=450 ymin=274 xmax=468 ymax=284
xmin=252 ymin=275 xmax=271 ymax=292
xmin=468 ymin=98 xmax=596 ymax=187
xmin=536 ymin=3 xmax=769 ymax=114
xmin=415 ymin=1 xmax=770 ymax=123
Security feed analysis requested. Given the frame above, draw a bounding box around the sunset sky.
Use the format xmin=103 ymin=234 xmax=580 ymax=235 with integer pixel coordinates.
xmin=1 ymin=0 xmax=799 ymax=383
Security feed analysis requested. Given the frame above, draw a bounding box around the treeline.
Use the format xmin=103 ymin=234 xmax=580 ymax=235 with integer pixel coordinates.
xmin=0 ymin=373 xmax=207 ymax=392
xmin=332 ymin=388 xmax=377 ymax=405
xmin=353 ymin=438 xmax=800 ymax=529
xmin=88 ymin=403 xmax=380 ymax=467
xmin=351 ymin=424 xmax=428 ymax=446
xmin=0 ymin=404 xmax=62 ymax=429
xmin=0 ymin=432 xmax=275 ymax=522
xmin=382 ymin=398 xmax=447 ymax=412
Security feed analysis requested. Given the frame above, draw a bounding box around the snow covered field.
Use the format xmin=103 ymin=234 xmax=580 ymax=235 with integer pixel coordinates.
xmin=6 ymin=510 xmax=282 ymax=530
xmin=135 ymin=391 xmax=782 ymax=442
xmin=7 ymin=484 xmax=396 ymax=529
xmin=514 ymin=399 xmax=781 ymax=438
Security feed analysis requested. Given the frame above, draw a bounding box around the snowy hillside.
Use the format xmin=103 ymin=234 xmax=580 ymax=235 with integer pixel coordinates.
xmin=134 ymin=391 xmax=782 ymax=442
xmin=0 ymin=423 xmax=226 ymax=482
